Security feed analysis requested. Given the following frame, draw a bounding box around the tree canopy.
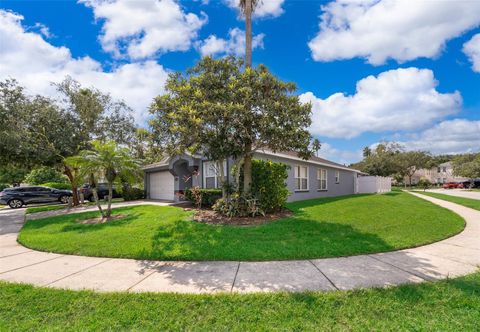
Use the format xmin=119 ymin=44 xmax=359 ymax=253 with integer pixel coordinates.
xmin=150 ymin=56 xmax=313 ymax=193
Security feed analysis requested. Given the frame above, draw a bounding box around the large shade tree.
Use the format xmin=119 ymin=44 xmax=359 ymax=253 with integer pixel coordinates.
xmin=150 ymin=56 xmax=313 ymax=195
xmin=452 ymin=153 xmax=480 ymax=180
xmin=0 ymin=78 xmax=137 ymax=205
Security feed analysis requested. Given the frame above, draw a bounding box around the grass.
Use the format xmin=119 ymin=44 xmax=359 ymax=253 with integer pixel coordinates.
xmin=18 ymin=192 xmax=465 ymax=261
xmin=25 ymin=198 xmax=124 ymax=214
xmin=415 ymin=191 xmax=480 ymax=211
xmin=1 ymin=271 xmax=480 ymax=331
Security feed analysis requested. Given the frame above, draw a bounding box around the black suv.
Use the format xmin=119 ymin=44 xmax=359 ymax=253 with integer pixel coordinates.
xmin=80 ymin=183 xmax=121 ymax=202
xmin=0 ymin=186 xmax=72 ymax=208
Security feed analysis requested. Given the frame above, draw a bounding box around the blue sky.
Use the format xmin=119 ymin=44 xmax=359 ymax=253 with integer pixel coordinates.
xmin=1 ymin=0 xmax=479 ymax=164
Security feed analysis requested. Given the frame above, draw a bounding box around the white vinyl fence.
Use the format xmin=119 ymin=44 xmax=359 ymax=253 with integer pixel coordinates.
xmin=356 ymin=176 xmax=392 ymax=194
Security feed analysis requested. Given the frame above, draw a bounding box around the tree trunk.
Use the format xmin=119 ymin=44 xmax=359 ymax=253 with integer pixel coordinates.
xmin=217 ymin=160 xmax=227 ymax=199
xmin=106 ymin=182 xmax=113 ymax=218
xmin=92 ymin=187 xmax=105 ymax=218
xmin=243 ymin=143 xmax=253 ymax=195
xmin=64 ymin=165 xmax=79 ymax=206
xmin=245 ymin=0 xmax=252 ymax=67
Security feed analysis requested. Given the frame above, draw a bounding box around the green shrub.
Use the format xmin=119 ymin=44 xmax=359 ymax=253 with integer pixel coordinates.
xmin=123 ymin=187 xmax=145 ymax=201
xmin=184 ymin=188 xmax=222 ymax=208
xmin=0 ymin=183 xmax=10 ymax=191
xmin=417 ymin=178 xmax=432 ymax=191
xmin=25 ymin=167 xmax=67 ymax=185
xmin=213 ymin=194 xmax=264 ymax=217
xmin=250 ymin=160 xmax=290 ymax=213
xmin=40 ymin=182 xmax=71 ymax=190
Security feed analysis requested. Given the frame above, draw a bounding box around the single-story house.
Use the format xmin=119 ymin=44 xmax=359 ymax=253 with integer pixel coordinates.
xmin=143 ymin=150 xmax=369 ymax=202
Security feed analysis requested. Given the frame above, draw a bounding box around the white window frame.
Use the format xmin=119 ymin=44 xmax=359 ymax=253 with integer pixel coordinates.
xmin=203 ymin=160 xmax=226 ymax=189
xmin=335 ymin=170 xmax=340 ymax=184
xmin=294 ymin=165 xmax=309 ymax=191
xmin=317 ymin=168 xmax=327 ymax=191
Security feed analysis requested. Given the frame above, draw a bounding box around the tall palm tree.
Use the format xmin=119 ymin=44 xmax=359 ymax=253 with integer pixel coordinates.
xmin=76 ymin=140 xmax=142 ymax=219
xmin=238 ymin=0 xmax=259 ymax=195
xmin=239 ymin=0 xmax=260 ymax=67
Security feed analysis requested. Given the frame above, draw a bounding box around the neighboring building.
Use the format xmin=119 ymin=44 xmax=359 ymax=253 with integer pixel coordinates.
xmin=406 ymin=161 xmax=469 ymax=185
xmin=143 ymin=150 xmax=367 ymax=202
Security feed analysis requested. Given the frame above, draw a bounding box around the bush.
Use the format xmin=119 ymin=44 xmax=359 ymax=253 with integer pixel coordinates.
xmin=122 ymin=187 xmax=145 ymax=201
xmin=417 ymin=178 xmax=432 ymax=191
xmin=250 ymin=160 xmax=290 ymax=213
xmin=213 ymin=194 xmax=264 ymax=217
xmin=25 ymin=167 xmax=67 ymax=185
xmin=185 ymin=188 xmax=222 ymax=208
xmin=0 ymin=183 xmax=10 ymax=191
xmin=40 ymin=182 xmax=71 ymax=190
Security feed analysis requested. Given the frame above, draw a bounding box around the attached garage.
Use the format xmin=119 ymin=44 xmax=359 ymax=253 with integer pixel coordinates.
xmin=147 ymin=171 xmax=175 ymax=201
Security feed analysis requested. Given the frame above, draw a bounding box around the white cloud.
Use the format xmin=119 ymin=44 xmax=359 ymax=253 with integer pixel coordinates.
xmin=402 ymin=119 xmax=480 ymax=155
xmin=309 ymin=0 xmax=480 ymax=65
xmin=0 ymin=9 xmax=168 ymax=124
xmin=316 ymin=142 xmax=362 ymax=165
xmin=80 ymin=0 xmax=207 ymax=59
xmin=224 ymin=0 xmax=285 ymax=18
xmin=198 ymin=27 xmax=264 ymax=57
xmin=300 ymin=67 xmax=462 ymax=139
xmin=463 ymin=33 xmax=480 ymax=73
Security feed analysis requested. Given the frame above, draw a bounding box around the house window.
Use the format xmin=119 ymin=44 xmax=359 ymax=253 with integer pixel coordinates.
xmin=294 ymin=165 xmax=309 ymax=191
xmin=442 ymin=167 xmax=447 ymax=172
xmin=317 ymin=168 xmax=327 ymax=190
xmin=437 ymin=167 xmax=441 ymax=173
xmin=203 ymin=161 xmax=226 ymax=189
xmin=335 ymin=170 xmax=340 ymax=184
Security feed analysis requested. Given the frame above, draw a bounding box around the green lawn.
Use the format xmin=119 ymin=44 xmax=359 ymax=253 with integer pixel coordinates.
xmin=18 ymin=192 xmax=465 ymax=261
xmin=1 ymin=271 xmax=479 ymax=331
xmin=416 ymin=191 xmax=480 ymax=211
xmin=25 ymin=198 xmax=124 ymax=214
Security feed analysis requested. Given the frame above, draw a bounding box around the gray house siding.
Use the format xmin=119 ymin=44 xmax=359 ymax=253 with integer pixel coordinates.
xmin=253 ymin=153 xmax=356 ymax=202
xmin=144 ymin=152 xmax=358 ymax=202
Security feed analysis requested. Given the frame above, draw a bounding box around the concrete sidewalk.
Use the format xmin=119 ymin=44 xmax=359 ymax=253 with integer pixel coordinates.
xmin=425 ymin=188 xmax=480 ymax=200
xmin=0 ymin=194 xmax=478 ymax=294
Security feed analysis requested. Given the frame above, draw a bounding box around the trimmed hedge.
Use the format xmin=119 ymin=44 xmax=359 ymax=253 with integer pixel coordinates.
xmin=123 ymin=187 xmax=145 ymax=201
xmin=40 ymin=182 xmax=71 ymax=190
xmin=184 ymin=188 xmax=222 ymax=208
xmin=0 ymin=183 xmax=10 ymax=191
xmin=250 ymin=159 xmax=290 ymax=213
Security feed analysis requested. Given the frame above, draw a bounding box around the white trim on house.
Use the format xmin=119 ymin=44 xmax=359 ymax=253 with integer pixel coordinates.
xmin=317 ymin=168 xmax=327 ymax=191
xmin=335 ymin=170 xmax=340 ymax=184
xmin=294 ymin=165 xmax=309 ymax=192
xmin=257 ymin=150 xmax=361 ymax=173
xmin=202 ymin=160 xmax=227 ymax=189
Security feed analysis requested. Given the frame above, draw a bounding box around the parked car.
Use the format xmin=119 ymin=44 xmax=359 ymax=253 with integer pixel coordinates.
xmin=442 ymin=182 xmax=462 ymax=189
xmin=0 ymin=186 xmax=72 ymax=208
xmin=80 ymin=183 xmax=121 ymax=202
xmin=460 ymin=180 xmax=480 ymax=189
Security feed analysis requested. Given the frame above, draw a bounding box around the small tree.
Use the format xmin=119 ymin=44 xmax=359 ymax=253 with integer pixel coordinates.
xmin=417 ymin=178 xmax=432 ymax=191
xmin=76 ymin=140 xmax=141 ymax=220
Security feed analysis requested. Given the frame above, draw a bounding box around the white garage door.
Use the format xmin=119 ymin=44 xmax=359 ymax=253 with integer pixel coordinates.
xmin=149 ymin=171 xmax=175 ymax=201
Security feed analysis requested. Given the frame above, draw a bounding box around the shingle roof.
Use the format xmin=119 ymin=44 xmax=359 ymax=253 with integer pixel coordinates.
xmin=256 ymin=150 xmax=361 ymax=172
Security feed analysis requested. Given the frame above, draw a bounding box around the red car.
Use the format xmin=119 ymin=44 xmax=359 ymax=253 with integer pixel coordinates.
xmin=442 ymin=182 xmax=463 ymax=189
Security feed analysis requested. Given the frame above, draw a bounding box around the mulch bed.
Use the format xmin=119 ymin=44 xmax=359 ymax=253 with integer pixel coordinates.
xmin=189 ymin=208 xmax=293 ymax=226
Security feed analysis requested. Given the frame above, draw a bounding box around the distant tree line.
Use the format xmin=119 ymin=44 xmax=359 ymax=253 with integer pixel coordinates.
xmin=351 ymin=142 xmax=480 ymax=185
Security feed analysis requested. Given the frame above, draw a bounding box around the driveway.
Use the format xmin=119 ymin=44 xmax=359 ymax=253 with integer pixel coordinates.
xmin=425 ymin=188 xmax=480 ymax=200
